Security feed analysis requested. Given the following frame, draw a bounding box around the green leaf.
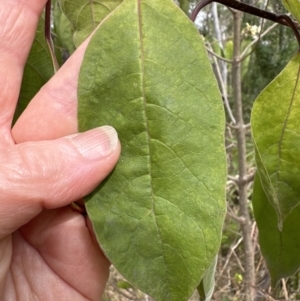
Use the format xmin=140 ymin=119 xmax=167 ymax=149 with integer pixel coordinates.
xmin=251 ymin=52 xmax=300 ymax=227
xmin=59 ymin=0 xmax=122 ymax=47
xmin=178 ymin=0 xmax=190 ymax=14
xmin=14 ymin=16 xmax=54 ymax=122
xmin=117 ymin=280 xmax=133 ymax=289
xmin=198 ymin=256 xmax=217 ymax=301
xmin=78 ymin=0 xmax=226 ymax=300
xmin=253 ymin=174 xmax=300 ymax=285
xmin=53 ymin=1 xmax=75 ymax=55
xmin=224 ymin=40 xmax=233 ymax=60
xmin=282 ymin=0 xmax=300 ymax=24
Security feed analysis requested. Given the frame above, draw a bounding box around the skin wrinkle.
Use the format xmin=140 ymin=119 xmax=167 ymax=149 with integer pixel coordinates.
xmin=4 ymin=0 xmax=47 ymax=14
xmin=10 ymin=233 xmax=65 ymax=301
xmin=0 ymin=237 xmax=12 ymax=298
xmin=1 ymin=145 xmax=59 ymax=186
xmin=5 ymin=149 xmax=118 ymax=211
xmin=0 ymin=5 xmax=38 ymax=132
xmin=0 ymin=2 xmax=42 ymax=69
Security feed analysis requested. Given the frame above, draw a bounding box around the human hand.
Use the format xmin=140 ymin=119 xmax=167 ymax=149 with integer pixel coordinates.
xmin=0 ymin=1 xmax=120 ymax=300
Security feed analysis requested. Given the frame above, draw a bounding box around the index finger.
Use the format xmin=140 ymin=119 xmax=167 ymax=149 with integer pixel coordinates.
xmin=0 ymin=0 xmax=47 ymax=142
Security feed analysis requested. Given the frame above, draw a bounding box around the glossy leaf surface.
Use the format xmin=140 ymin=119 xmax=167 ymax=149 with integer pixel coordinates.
xmin=78 ymin=0 xmax=226 ymax=300
xmin=251 ymin=52 xmax=300 ymax=227
xmin=253 ymin=175 xmax=300 ymax=285
xmin=59 ymin=0 xmax=122 ymax=47
xmin=15 ymin=16 xmax=54 ymax=121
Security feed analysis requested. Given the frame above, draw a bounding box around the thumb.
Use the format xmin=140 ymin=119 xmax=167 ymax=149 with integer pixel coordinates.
xmin=0 ymin=126 xmax=120 ymax=237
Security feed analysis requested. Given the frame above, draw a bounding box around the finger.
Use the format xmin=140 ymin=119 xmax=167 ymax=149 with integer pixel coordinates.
xmin=12 ymin=43 xmax=88 ymax=142
xmin=0 ymin=126 xmax=120 ymax=238
xmin=0 ymin=0 xmax=47 ymax=135
xmin=12 ymin=36 xmax=91 ymax=143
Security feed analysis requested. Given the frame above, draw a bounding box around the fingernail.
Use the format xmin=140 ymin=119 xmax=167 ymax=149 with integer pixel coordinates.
xmin=73 ymin=126 xmax=118 ymax=160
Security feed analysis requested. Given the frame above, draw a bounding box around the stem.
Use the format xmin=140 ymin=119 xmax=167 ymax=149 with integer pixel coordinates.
xmin=205 ymin=47 xmax=233 ymax=64
xmin=232 ymin=10 xmax=256 ymax=301
xmin=45 ymin=0 xmax=59 ymax=72
xmin=206 ymin=43 xmax=236 ymax=124
xmin=190 ymin=0 xmax=300 ymax=48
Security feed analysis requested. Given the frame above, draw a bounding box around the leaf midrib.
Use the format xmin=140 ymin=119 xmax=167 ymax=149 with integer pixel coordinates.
xmin=137 ymin=0 xmax=169 ymax=290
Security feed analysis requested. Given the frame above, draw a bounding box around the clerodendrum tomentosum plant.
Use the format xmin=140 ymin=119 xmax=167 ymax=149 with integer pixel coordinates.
xmin=16 ymin=0 xmax=300 ymax=300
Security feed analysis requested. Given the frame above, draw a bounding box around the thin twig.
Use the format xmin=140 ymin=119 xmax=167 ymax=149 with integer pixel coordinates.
xmin=206 ymin=43 xmax=236 ymax=124
xmin=227 ymin=208 xmax=246 ymax=224
xmin=229 ymin=123 xmax=252 ymax=131
xmin=281 ymin=279 xmax=289 ymax=300
xmin=226 ymin=125 xmax=234 ymax=139
xmin=256 ymin=255 xmax=263 ymax=273
xmin=227 ymin=170 xmax=255 ymax=185
xmin=251 ymin=221 xmax=257 ymax=238
xmin=226 ymin=143 xmax=236 ymax=150
xmin=117 ymin=289 xmax=136 ymax=300
xmin=240 ymin=23 xmax=278 ymax=61
xmin=216 ymin=237 xmax=244 ymax=283
xmin=205 ymin=46 xmax=233 ymax=64
xmin=232 ymin=248 xmax=245 ymax=272
xmin=227 ymin=175 xmax=238 ymax=182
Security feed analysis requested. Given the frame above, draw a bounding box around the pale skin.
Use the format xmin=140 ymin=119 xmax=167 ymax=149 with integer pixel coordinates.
xmin=0 ymin=0 xmax=121 ymax=300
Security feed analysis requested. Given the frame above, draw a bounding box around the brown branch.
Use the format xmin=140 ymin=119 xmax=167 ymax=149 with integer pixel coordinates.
xmin=45 ymin=0 xmax=59 ymax=72
xmin=190 ymin=0 xmax=300 ymax=48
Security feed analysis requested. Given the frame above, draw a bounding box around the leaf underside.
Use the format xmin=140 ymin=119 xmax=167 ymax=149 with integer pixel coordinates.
xmin=253 ymin=175 xmax=300 ymax=286
xmin=78 ymin=0 xmax=226 ymax=300
xmin=59 ymin=0 xmax=122 ymax=47
xmin=251 ymin=52 xmax=300 ymax=227
xmin=251 ymin=52 xmax=300 ymax=283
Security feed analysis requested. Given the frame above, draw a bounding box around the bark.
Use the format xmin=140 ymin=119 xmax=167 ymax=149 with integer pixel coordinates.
xmin=232 ymin=10 xmax=256 ymax=301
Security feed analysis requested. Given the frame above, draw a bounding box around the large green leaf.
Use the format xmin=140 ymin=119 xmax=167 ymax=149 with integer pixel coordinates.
xmin=251 ymin=52 xmax=300 ymax=227
xmin=59 ymin=0 xmax=122 ymax=47
xmin=253 ymin=174 xmax=300 ymax=285
xmin=14 ymin=16 xmax=54 ymax=121
xmin=78 ymin=0 xmax=226 ymax=300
